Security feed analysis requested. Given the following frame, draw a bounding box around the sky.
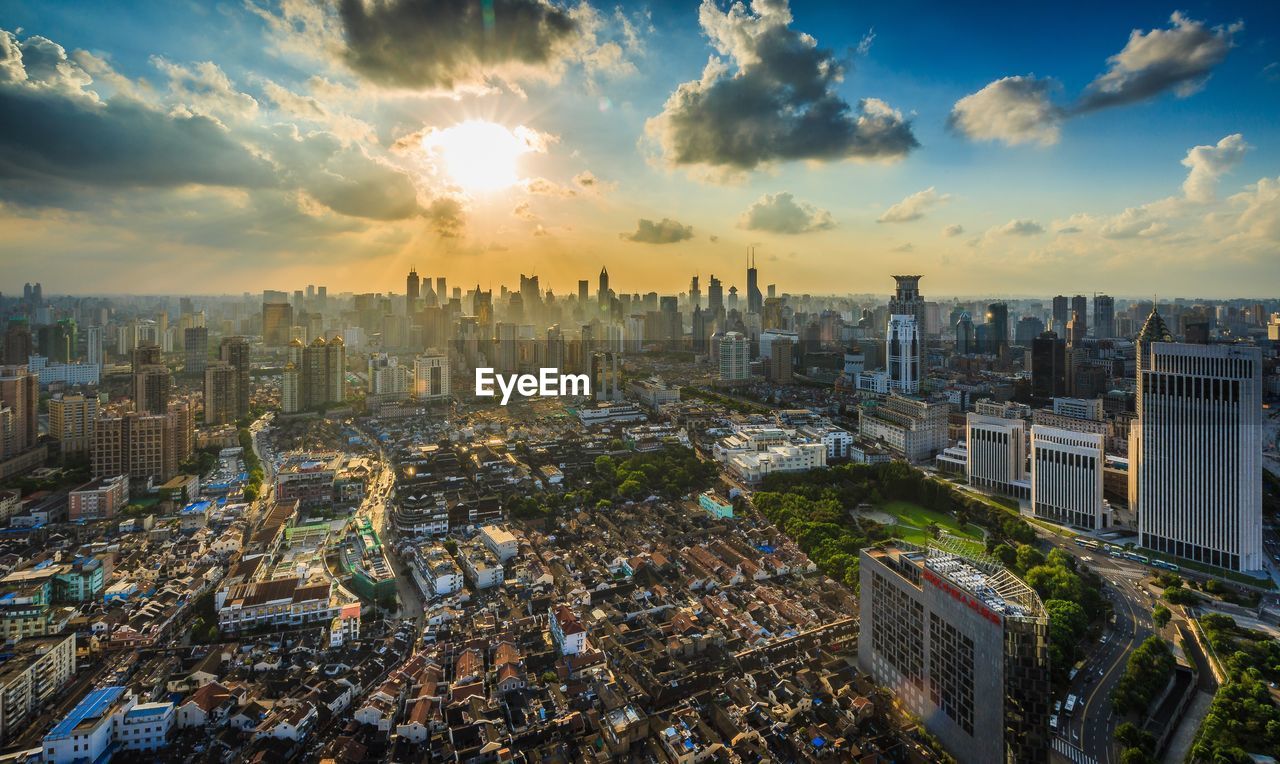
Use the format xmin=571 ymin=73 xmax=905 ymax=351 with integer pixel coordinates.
xmin=0 ymin=0 xmax=1278 ymax=299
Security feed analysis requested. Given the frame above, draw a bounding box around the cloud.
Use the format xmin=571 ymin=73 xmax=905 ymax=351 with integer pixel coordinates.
xmin=738 ymin=191 xmax=834 ymax=234
xmin=1077 ymin=12 xmax=1241 ymax=112
xmin=878 ymin=186 xmax=950 ymax=223
xmin=942 ymin=223 xmax=964 ymax=237
xmin=337 ymin=0 xmax=584 ymax=90
xmin=948 ymin=76 xmax=1060 ymax=146
xmin=620 ymin=217 xmax=694 ymax=244
xmin=951 ymin=14 xmax=1238 ymax=148
xmin=513 ymin=201 xmax=539 ymax=221
xmin=151 ymin=57 xmax=259 ymax=123
xmin=1181 ymin=133 xmax=1250 ymax=202
xmin=645 ymin=0 xmax=917 ymax=174
xmin=891 ymin=242 xmax=913 ymax=252
xmin=571 ymin=170 xmax=613 ymax=193
xmin=1099 ymin=206 xmax=1168 ymax=239
xmin=425 ymin=196 xmax=464 ymax=237
xmin=856 ymin=28 xmax=875 ymax=56
xmin=1228 ymin=177 xmax=1280 ymax=241
xmin=998 ymin=219 xmax=1044 ymax=236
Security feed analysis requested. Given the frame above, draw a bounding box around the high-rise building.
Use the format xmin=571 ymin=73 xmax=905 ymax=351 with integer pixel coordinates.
xmin=597 ymin=266 xmax=609 ymax=311
xmin=48 ymin=393 xmax=98 ymax=458
xmin=858 ymin=544 xmax=1050 ymax=764
xmin=769 ymin=336 xmax=793 ymax=383
xmin=889 ymin=275 xmax=927 ymax=328
xmin=203 ymin=361 xmax=238 ymax=426
xmin=86 ymin=325 xmax=104 ymax=367
xmin=1065 ymin=310 xmax=1085 ymax=348
xmin=984 ymin=303 xmax=1008 ymax=356
xmin=1031 ymin=425 xmax=1105 ymax=530
xmin=717 ymin=331 xmax=748 ymax=382
xmin=1131 ymin=310 xmax=1263 ymax=571
xmin=953 ymin=312 xmax=974 ymax=354
xmin=577 ymin=280 xmax=589 ymax=306
xmin=965 ymin=414 xmax=1026 ymax=495
xmin=1051 ymin=295 xmax=1069 ymax=334
xmin=183 ymin=327 xmax=208 ymax=376
xmin=367 ymin=354 xmax=411 ymax=395
xmin=413 ymin=353 xmax=450 ymax=401
xmin=858 ymin=393 xmax=948 ymax=463
xmin=219 ymin=336 xmax=251 ymax=422
xmin=659 ymin=296 xmax=681 ymax=347
xmin=689 ymin=275 xmax=701 ymax=311
xmin=1071 ymin=294 xmax=1088 ymax=336
xmin=406 ymin=267 xmax=420 ymax=313
xmin=746 ymin=252 xmax=762 ymax=315
xmin=887 ymin=314 xmax=921 ymax=394
xmin=262 ymin=300 xmax=293 ymax=347
xmin=1030 ymin=331 xmax=1067 ymax=402
xmin=92 ymin=401 xmax=192 ymax=483
xmin=131 ymin=342 xmax=162 ymax=373
xmin=0 ymin=365 xmax=40 ymax=460
xmin=707 ymin=274 xmax=724 ymax=318
xmin=3 ymin=320 xmax=34 ymax=365
xmin=1093 ymin=294 xmax=1115 ymax=339
xmin=1014 ymin=316 xmax=1043 ymax=346
xmin=133 ymin=365 xmax=171 ymax=415
xmin=295 ymin=336 xmax=345 ymax=410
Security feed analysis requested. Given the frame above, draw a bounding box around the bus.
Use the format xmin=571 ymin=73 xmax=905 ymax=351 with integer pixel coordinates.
xmin=1123 ymin=552 xmax=1150 ymax=564
xmin=1063 ymin=695 xmax=1078 ymax=715
xmin=1153 ymin=560 xmax=1180 ymax=572
xmin=1075 ymin=538 xmax=1099 ymax=550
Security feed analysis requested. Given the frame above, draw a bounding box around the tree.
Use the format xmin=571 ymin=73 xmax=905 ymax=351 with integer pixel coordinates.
xmin=1015 ymin=544 xmax=1046 ymax=572
xmin=1152 ymin=605 xmax=1171 ymax=628
xmin=992 ymin=544 xmax=1016 ymax=569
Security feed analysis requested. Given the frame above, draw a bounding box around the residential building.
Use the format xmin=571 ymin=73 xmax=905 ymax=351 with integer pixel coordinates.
xmin=858 ymin=394 xmax=949 ymax=463
xmin=0 ymin=633 xmax=76 ymax=742
xmin=550 ymin=604 xmax=587 ymax=655
xmin=716 ymin=331 xmax=748 ymax=383
xmin=69 ymin=475 xmax=130 ymax=520
xmin=48 ymin=393 xmax=98 ymax=458
xmin=413 ymin=353 xmax=449 ymax=401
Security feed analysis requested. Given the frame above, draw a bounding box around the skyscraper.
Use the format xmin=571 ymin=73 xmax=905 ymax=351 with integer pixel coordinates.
xmin=1051 ymin=295 xmax=1069 ymax=333
xmin=1131 ymin=309 xmax=1263 ymax=571
xmin=1094 ymin=294 xmax=1115 ymax=338
xmin=1031 ymin=426 xmax=1105 ymax=530
xmin=86 ymin=325 xmax=104 ymax=368
xmin=707 ymin=274 xmax=724 ymax=319
xmin=717 ymin=331 xmax=748 ymax=382
xmin=984 ymin=302 xmax=1008 ymax=356
xmin=3 ymin=320 xmax=33 ymax=365
xmin=184 ymin=327 xmax=208 ymax=376
xmin=406 ymin=267 xmax=420 ymax=313
xmin=858 ymin=544 xmax=1050 ymax=764
xmin=577 ymin=280 xmax=589 ymax=306
xmin=954 ymin=312 xmax=974 ymax=354
xmin=413 ymin=353 xmax=450 ymax=401
xmin=133 ymin=365 xmax=171 ymax=415
xmin=204 ymin=361 xmax=238 ymax=426
xmin=597 ymin=266 xmax=609 ymax=311
xmin=1030 ymin=331 xmax=1067 ymax=402
xmin=1071 ymin=294 xmax=1088 ymax=336
xmin=889 ymin=275 xmax=927 ymax=328
xmin=219 ymin=336 xmax=251 ymax=422
xmin=0 ymin=364 xmax=39 ymax=461
xmin=262 ymin=300 xmax=293 ymax=347
xmin=48 ymin=392 xmax=98 ymax=458
xmin=746 ymin=252 xmax=762 ymax=315
xmin=689 ymin=274 xmax=700 ymax=311
xmin=887 ymin=314 xmax=921 ymax=394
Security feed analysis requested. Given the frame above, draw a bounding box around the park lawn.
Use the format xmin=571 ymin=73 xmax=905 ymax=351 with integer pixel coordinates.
xmin=878 ymin=500 xmax=984 ymax=541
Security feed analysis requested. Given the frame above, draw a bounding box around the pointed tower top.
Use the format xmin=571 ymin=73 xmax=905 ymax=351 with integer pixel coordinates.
xmin=1138 ymin=307 xmax=1173 ymax=344
xmin=600 ymin=266 xmax=608 ymax=276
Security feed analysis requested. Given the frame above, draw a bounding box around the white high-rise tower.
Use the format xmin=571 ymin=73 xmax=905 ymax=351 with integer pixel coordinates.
xmin=887 ymin=314 xmax=921 ymax=394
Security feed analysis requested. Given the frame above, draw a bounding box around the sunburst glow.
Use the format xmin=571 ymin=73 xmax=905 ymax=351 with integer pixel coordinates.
xmin=423 ymin=120 xmax=537 ymax=194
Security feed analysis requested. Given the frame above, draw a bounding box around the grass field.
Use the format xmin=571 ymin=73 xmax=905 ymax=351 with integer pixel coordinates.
xmin=875 ymin=500 xmax=987 ymax=555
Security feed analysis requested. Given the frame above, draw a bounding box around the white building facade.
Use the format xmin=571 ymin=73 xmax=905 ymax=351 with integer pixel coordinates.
xmin=1030 ymin=426 xmax=1105 ymax=530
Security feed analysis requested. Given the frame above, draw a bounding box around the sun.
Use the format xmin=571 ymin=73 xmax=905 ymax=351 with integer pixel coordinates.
xmin=423 ymin=120 xmax=537 ymax=194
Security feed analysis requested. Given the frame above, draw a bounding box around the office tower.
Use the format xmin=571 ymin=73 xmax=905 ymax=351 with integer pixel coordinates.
xmin=1051 ymin=295 xmax=1068 ymax=333
xmin=597 ymin=266 xmax=609 ymax=310
xmin=689 ymin=275 xmax=701 ymax=311
xmin=1132 ymin=312 xmax=1263 ymax=571
xmin=889 ymin=275 xmax=927 ymax=327
xmin=1030 ymin=426 xmax=1104 ymax=530
xmin=965 ymin=414 xmax=1026 ymax=494
xmin=577 ymin=280 xmax=589 ymax=306
xmin=0 ymin=365 xmax=39 ymax=460
xmin=519 ymin=273 xmax=541 ymax=320
xmin=954 ymin=312 xmax=974 ymax=354
xmin=1030 ymin=331 xmax=1067 ymax=401
xmin=473 ymin=286 xmax=493 ymax=329
xmin=218 ymin=336 xmax=251 ymax=421
xmin=413 ymin=353 xmax=450 ymax=401
xmin=717 ymin=331 xmax=748 ymax=382
xmin=858 ymin=544 xmax=1050 ymax=764
xmin=769 ymin=337 xmax=793 ymax=383
xmin=984 ymin=303 xmax=1008 ymax=356
xmin=707 ymin=274 xmax=724 ymax=318
xmin=887 ymin=314 xmax=921 ymax=394
xmin=203 ymin=361 xmax=237 ymax=425
xmin=406 ymin=267 xmax=420 ymax=312
xmin=659 ymin=296 xmax=681 ymax=347
xmin=130 ymin=342 xmax=162 ymax=373
xmin=3 ymin=319 xmax=34 ymax=365
xmin=746 ymin=251 xmax=762 ymax=315
xmin=48 ymin=393 xmax=98 ymax=458
xmin=367 ymin=354 xmax=411 ymax=395
xmin=690 ymin=307 xmax=709 ymax=353
xmin=86 ymin=325 xmax=103 ymax=367
xmin=767 ymin=284 xmax=776 ymax=299
xmin=858 ymin=393 xmax=950 ymax=462
xmin=133 ymin=365 xmax=171 ymax=415
xmin=1071 ymin=294 xmax=1088 ymax=336
xmin=727 ymin=286 xmax=738 ymax=312
xmin=262 ymin=300 xmax=293 ymax=347
xmin=1094 ymin=294 xmax=1115 ymax=338
xmin=1014 ymin=316 xmax=1043 ymax=346
xmin=1065 ymin=311 xmax=1085 ymax=347
xmin=183 ymin=327 xmax=208 ymax=376
xmin=37 ymin=319 xmax=77 ymax=363
xmin=761 ymin=297 xmax=785 ymax=331
xmin=494 ymin=323 xmax=518 ymax=373
xmin=317 ymin=285 xmax=328 ymax=310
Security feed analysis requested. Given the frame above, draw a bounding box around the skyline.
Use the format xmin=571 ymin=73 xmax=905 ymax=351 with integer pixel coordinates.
xmin=1 ymin=0 xmax=1279 ymax=297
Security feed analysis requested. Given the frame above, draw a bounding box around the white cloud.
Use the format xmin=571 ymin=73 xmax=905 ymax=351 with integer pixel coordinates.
xmin=739 ymin=191 xmax=834 ymax=234
xmin=942 ymin=223 xmax=964 ymax=237
xmin=1228 ymin=176 xmax=1280 ymax=242
xmin=1181 ymin=133 xmax=1250 ymax=202
xmin=878 ymin=187 xmax=950 ymax=223
xmin=948 ymin=76 xmax=1060 ymax=146
xmin=998 ymin=219 xmax=1044 ymax=236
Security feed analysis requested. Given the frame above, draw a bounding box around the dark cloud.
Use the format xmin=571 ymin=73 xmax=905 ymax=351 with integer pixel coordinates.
xmin=738 ymin=192 xmax=834 ymax=234
xmin=337 ymin=0 xmax=580 ymax=89
xmin=1076 ymin=13 xmax=1240 ymax=113
xmin=647 ymin=0 xmax=917 ymax=172
xmin=425 ymin=196 xmax=465 ymax=237
xmin=620 ymin=217 xmax=693 ymax=244
xmin=999 ymin=219 xmax=1044 ymax=236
